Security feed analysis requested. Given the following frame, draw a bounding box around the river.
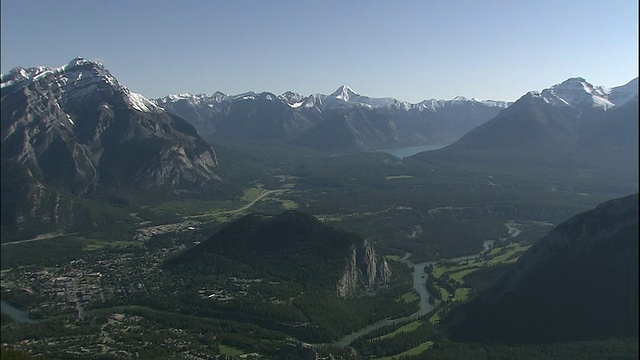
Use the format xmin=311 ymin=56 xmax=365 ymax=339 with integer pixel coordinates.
xmin=3 ymin=221 xmax=524 ymax=348
xmin=330 ymin=257 xmax=439 ymax=347
xmin=328 ymin=220 xmax=523 ymax=347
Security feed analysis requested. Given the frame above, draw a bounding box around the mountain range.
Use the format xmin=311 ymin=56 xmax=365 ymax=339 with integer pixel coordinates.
xmin=443 ymin=193 xmax=638 ymax=343
xmin=1 ymin=58 xmax=637 ymax=240
xmin=154 ymin=85 xmax=510 ymax=152
xmin=407 ymin=77 xmax=639 ymax=188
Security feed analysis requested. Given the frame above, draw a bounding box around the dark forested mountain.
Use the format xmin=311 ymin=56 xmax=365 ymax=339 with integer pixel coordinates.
xmin=407 ymin=78 xmax=639 ymax=185
xmin=154 ymin=86 xmax=509 ymax=152
xmin=1 ymin=58 xmax=222 ymax=240
xmin=165 ymin=210 xmax=391 ymax=297
xmin=443 ymin=193 xmax=639 ymax=343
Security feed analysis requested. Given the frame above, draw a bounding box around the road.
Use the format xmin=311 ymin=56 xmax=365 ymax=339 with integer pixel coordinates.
xmin=3 ymin=188 xmax=288 ymax=247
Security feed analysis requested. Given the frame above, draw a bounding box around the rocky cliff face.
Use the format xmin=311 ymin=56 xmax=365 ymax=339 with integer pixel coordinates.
xmin=1 ymin=58 xmax=220 ymax=196
xmin=0 ymin=161 xmax=127 ymax=241
xmin=336 ymin=239 xmax=392 ymax=297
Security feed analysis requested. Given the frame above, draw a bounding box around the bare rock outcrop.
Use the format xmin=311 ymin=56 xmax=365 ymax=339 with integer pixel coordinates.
xmin=336 ymin=239 xmax=391 ymax=297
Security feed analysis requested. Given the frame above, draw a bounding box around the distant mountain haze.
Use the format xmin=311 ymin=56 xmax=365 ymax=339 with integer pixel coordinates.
xmin=154 ymin=85 xmax=510 ymax=152
xmin=407 ymin=77 xmax=639 ymax=187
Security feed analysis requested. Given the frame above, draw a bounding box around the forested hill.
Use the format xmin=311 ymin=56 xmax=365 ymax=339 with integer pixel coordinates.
xmin=164 ymin=210 xmax=390 ymax=295
xmin=443 ymin=193 xmax=638 ymax=343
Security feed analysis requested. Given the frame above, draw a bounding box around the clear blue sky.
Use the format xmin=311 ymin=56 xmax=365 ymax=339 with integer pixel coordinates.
xmin=1 ymin=0 xmax=637 ymax=103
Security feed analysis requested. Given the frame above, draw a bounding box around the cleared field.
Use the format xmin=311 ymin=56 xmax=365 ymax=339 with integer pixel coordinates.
xmin=380 ymin=341 xmax=434 ymax=359
xmin=454 ymin=288 xmax=471 ymax=302
xmin=241 ymin=186 xmax=265 ymax=202
xmin=429 ymin=308 xmax=443 ymax=324
xmin=449 ymin=268 xmax=478 ymax=284
xmin=373 ymin=320 xmax=422 ymax=340
xmin=439 ymin=287 xmax=450 ymax=300
xmin=84 ymin=240 xmax=142 ymax=251
xmin=431 ymin=264 xmax=447 ymax=279
xmin=401 ymin=291 xmax=419 ymax=304
xmin=274 ymin=198 xmax=298 ymax=210
xmin=218 ymin=344 xmax=244 ymax=356
xmin=488 ymin=243 xmax=531 ymax=264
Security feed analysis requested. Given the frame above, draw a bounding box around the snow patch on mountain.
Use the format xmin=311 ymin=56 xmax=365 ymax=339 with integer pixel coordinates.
xmin=123 ymin=88 xmax=160 ymax=113
xmin=540 ymin=77 xmax=614 ymax=109
xmin=156 ymin=85 xmax=513 ymax=114
xmin=536 ymin=77 xmax=638 ymax=110
xmin=1 ymin=57 xmax=161 ymax=113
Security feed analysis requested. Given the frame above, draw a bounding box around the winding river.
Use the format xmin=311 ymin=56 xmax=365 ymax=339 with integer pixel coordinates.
xmin=329 ymin=220 xmax=523 ymax=347
xmin=330 ymin=257 xmax=439 ymax=347
xmin=3 ymin=221 xmax=525 ymax=349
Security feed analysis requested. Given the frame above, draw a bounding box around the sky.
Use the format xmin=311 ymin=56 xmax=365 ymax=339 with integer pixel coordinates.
xmin=1 ymin=0 xmax=638 ymax=103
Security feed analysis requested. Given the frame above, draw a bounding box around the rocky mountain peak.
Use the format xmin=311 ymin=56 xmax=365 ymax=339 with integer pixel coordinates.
xmin=336 ymin=239 xmax=392 ymax=297
xmin=1 ymin=57 xmax=220 ymax=197
xmin=331 ymin=85 xmax=359 ymax=101
xmin=540 ymin=77 xmax=614 ymax=109
xmin=279 ymin=91 xmax=305 ymax=105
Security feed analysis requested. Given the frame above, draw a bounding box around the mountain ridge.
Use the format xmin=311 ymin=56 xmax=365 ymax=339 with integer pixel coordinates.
xmin=154 ymin=85 xmax=511 ymax=152
xmin=164 ymin=210 xmax=392 ymax=297
xmin=443 ymin=193 xmax=639 ymax=343
xmin=1 ymin=58 xmax=223 ymax=240
xmin=1 ymin=57 xmax=221 ymax=196
xmin=407 ymin=76 xmax=639 ymax=188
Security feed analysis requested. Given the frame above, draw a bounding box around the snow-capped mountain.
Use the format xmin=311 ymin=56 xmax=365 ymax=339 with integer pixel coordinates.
xmin=155 ymin=85 xmax=511 ymax=151
xmin=1 ymin=58 xmax=220 ymax=197
xmin=1 ymin=57 xmax=162 ymax=113
xmin=534 ymin=77 xmax=638 ymax=110
xmin=408 ymin=77 xmax=639 ymax=187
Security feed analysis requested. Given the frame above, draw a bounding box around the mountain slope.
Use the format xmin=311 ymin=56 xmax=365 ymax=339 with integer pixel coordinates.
xmin=165 ymin=210 xmax=391 ymax=296
xmin=443 ymin=193 xmax=639 ymax=343
xmin=155 ymin=86 xmax=509 ymax=152
xmin=407 ymin=77 xmax=639 ymax=185
xmin=1 ymin=58 xmax=221 ymax=196
xmin=1 ymin=58 xmax=224 ymax=240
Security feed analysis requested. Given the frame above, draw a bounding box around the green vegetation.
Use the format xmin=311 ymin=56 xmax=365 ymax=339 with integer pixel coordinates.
xmin=449 ymin=269 xmax=477 ymax=284
xmin=381 ymin=341 xmax=434 ymax=359
xmin=352 ymin=320 xmax=441 ymax=358
xmin=374 ymin=320 xmax=422 ymax=340
xmin=219 ymin=344 xmax=245 ymax=356
xmin=401 ymin=292 xmax=419 ymax=304
xmin=454 ymin=288 xmax=471 ymax=302
xmin=486 ymin=243 xmax=531 ymax=263
xmin=2 ymin=138 xmax=637 ymax=359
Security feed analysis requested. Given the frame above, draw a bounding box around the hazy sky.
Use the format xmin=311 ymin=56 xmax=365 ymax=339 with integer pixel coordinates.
xmin=1 ymin=0 xmax=638 ymax=103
